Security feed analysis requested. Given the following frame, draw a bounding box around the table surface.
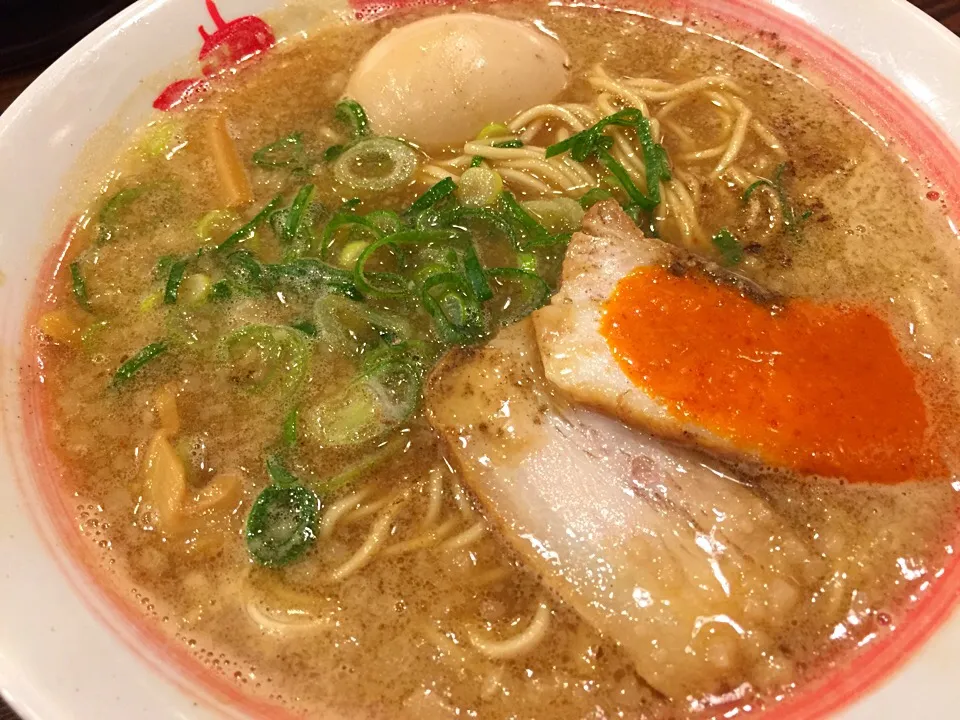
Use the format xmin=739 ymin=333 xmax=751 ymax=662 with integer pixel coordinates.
xmin=0 ymin=1 xmax=957 ymax=719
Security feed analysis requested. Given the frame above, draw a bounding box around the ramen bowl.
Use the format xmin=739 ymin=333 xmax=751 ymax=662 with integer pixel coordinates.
xmin=1 ymin=1 xmax=960 ymax=718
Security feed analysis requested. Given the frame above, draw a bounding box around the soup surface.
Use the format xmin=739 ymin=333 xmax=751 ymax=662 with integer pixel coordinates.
xmin=27 ymin=1 xmax=960 ymax=718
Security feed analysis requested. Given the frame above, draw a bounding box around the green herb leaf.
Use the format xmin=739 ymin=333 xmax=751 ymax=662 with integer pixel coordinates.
xmin=282 ymin=408 xmax=300 ymax=447
xmin=163 ymin=258 xmax=188 ymax=305
xmin=113 ymin=341 xmax=168 ymax=385
xmin=245 ymin=483 xmax=319 ymax=568
xmin=712 ymin=229 xmax=744 ymax=266
xmin=69 ymin=260 xmax=91 ymax=311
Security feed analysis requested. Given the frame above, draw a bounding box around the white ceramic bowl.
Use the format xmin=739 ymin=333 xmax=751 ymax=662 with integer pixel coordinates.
xmin=2 ymin=1 xmax=960 ymax=718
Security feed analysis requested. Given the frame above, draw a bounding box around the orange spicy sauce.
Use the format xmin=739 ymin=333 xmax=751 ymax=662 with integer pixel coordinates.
xmin=600 ymin=265 xmax=943 ymax=483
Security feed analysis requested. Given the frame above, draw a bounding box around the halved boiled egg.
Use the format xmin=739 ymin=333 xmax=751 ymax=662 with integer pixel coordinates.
xmin=344 ymin=13 xmax=570 ymax=150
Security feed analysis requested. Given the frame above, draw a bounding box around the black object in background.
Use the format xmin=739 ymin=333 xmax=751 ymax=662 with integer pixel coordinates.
xmin=0 ymin=0 xmax=138 ymax=72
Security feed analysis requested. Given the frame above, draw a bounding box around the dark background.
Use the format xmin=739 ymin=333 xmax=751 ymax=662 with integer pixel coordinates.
xmin=0 ymin=0 xmax=956 ymax=718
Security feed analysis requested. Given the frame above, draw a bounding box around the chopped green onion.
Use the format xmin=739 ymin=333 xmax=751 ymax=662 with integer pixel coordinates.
xmin=290 ymin=320 xmax=318 ymax=337
xmin=485 ymin=267 xmax=551 ymax=326
xmin=323 ymin=144 xmax=345 ymax=162
xmin=335 ymin=99 xmax=370 ymax=139
xmin=319 ymin=211 xmax=382 ymax=261
xmin=743 ymin=164 xmax=785 ymax=204
xmin=113 ymin=341 xmax=168 ymax=385
xmin=333 ymin=137 xmax=418 ymax=192
xmin=546 ymin=108 xmax=642 ymax=160
xmin=338 ymin=240 xmax=369 ymax=268
xmin=69 ymin=261 xmax=91 ymax=311
xmin=315 ymin=293 xmax=411 ymax=348
xmin=469 ymin=156 xmax=484 ymax=168
xmin=365 ymin=210 xmax=402 ymax=235
xmin=492 ymin=139 xmax=523 ymax=149
xmin=224 ymin=249 xmax=266 ymax=294
xmin=178 ymin=273 xmax=211 ymax=305
xmin=163 ymin=258 xmax=188 ymax=305
xmin=266 ymin=454 xmax=300 ymax=487
xmin=362 ymin=340 xmax=436 ymax=377
xmin=421 ymin=272 xmax=487 ymax=345
xmin=408 ymin=177 xmax=457 ymax=215
xmin=712 ymin=229 xmax=744 ymax=266
xmin=216 ymin=194 xmax=284 ymax=253
xmin=139 ymin=120 xmax=182 ymax=158
xmin=463 ymin=249 xmax=493 ymax=302
xmin=313 ymin=435 xmax=404 ymax=497
xmin=522 ymin=197 xmax=585 ymax=235
xmin=634 ymin=114 xmax=672 ymax=197
xmin=457 ymin=167 xmax=503 ymax=207
xmin=223 ymin=324 xmax=310 ymax=399
xmin=282 ymin=408 xmax=300 ymax=447
xmin=209 ymin=280 xmax=232 ymax=302
xmin=353 ymin=229 xmax=462 ymax=298
xmin=196 ymin=209 xmax=240 ymax=244
xmin=246 ymin=483 xmax=318 ymax=568
xmin=269 ymin=258 xmax=361 ymax=300
xmin=308 ymin=353 xmax=422 ymax=448
xmin=597 ymin=148 xmax=654 ymax=212
xmin=517 ymin=252 xmax=538 ymax=273
xmin=477 ymin=123 xmax=511 ymax=140
xmin=499 ymin=192 xmax=557 ymax=248
xmin=252 ymin=132 xmax=310 ymax=173
xmin=579 ymin=188 xmax=613 ymax=209
xmin=418 ymin=204 xmax=517 ymax=248
xmin=153 ymin=255 xmax=175 ymax=280
xmin=545 ymin=108 xmax=670 ymax=213
xmin=139 ymin=290 xmax=163 ymax=313
xmin=281 ymin=184 xmax=318 ymax=256
xmin=309 ymin=383 xmax=381 ymax=447
xmin=743 ymin=163 xmax=812 ymax=236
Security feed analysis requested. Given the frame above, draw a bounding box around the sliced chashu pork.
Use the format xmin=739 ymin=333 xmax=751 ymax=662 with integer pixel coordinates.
xmin=426 ymin=318 xmax=816 ymax=703
xmin=532 ymin=200 xmax=943 ymax=484
xmin=532 ymin=200 xmax=778 ymax=467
